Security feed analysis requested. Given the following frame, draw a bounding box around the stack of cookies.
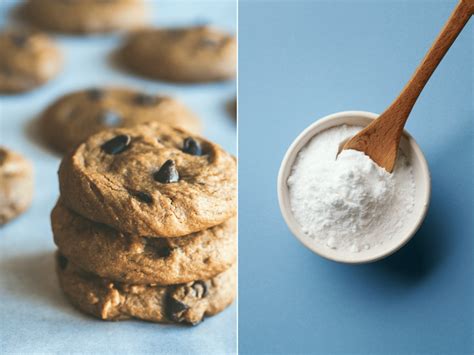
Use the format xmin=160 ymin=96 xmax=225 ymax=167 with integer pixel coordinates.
xmin=51 ymin=122 xmax=237 ymax=325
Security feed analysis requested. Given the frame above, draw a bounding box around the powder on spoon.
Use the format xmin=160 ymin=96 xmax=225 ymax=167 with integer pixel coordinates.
xmin=287 ymin=125 xmax=416 ymax=253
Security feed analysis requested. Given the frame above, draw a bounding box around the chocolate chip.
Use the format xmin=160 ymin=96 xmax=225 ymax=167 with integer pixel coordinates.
xmin=153 ymin=160 xmax=179 ymax=183
xmin=133 ymin=93 xmax=160 ymax=106
xmin=183 ymin=137 xmax=202 ymax=156
xmin=199 ymin=37 xmax=220 ymax=47
xmin=98 ymin=110 xmax=121 ymax=126
xmin=132 ymin=191 xmax=153 ymax=204
xmin=166 ymin=296 xmax=189 ymax=322
xmin=156 ymin=245 xmax=172 ymax=258
xmin=57 ymin=254 xmax=68 ymax=270
xmin=0 ymin=66 xmax=12 ymax=76
xmin=0 ymin=150 xmax=6 ymax=165
xmin=166 ymin=29 xmax=185 ymax=39
xmin=87 ymin=88 xmax=104 ymax=101
xmin=101 ymin=135 xmax=131 ymax=155
xmin=143 ymin=238 xmax=172 ymax=258
xmin=192 ymin=280 xmax=208 ymax=298
xmin=10 ymin=33 xmax=28 ymax=48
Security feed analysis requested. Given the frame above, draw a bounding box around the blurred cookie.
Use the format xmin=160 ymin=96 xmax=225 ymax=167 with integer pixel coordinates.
xmin=119 ymin=26 xmax=236 ymax=83
xmin=56 ymin=253 xmax=236 ymax=325
xmin=40 ymin=88 xmax=201 ymax=153
xmin=0 ymin=29 xmax=62 ymax=93
xmin=58 ymin=122 xmax=237 ymax=237
xmin=0 ymin=147 xmax=34 ymax=225
xmin=22 ymin=0 xmax=148 ymax=34
xmin=52 ymin=201 xmax=237 ymax=285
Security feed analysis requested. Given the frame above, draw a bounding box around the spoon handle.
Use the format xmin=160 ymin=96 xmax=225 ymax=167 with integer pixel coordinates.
xmin=385 ymin=0 xmax=473 ymax=123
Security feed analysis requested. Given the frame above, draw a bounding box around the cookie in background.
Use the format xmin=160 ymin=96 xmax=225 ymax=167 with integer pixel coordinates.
xmin=20 ymin=0 xmax=149 ymax=34
xmin=0 ymin=147 xmax=34 ymax=226
xmin=118 ymin=26 xmax=236 ymax=83
xmin=0 ymin=28 xmax=62 ymax=93
xmin=39 ymin=88 xmax=201 ymax=154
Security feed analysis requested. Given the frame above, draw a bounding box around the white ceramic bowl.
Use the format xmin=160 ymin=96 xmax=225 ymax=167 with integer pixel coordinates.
xmin=277 ymin=111 xmax=431 ymax=264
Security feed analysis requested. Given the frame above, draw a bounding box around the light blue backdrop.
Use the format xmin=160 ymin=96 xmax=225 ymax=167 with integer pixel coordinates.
xmin=238 ymin=1 xmax=473 ymax=354
xmin=0 ymin=1 xmax=236 ymax=354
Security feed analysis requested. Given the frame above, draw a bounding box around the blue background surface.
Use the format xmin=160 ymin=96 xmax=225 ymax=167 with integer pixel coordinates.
xmin=238 ymin=1 xmax=473 ymax=354
xmin=0 ymin=1 xmax=236 ymax=354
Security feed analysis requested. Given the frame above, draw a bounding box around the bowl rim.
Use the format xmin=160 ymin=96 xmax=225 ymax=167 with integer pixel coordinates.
xmin=277 ymin=110 xmax=431 ymax=264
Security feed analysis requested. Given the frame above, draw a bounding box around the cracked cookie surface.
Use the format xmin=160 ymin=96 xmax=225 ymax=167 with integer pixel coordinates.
xmin=22 ymin=0 xmax=148 ymax=34
xmin=56 ymin=253 xmax=236 ymax=325
xmin=0 ymin=29 xmax=62 ymax=93
xmin=119 ymin=26 xmax=236 ymax=83
xmin=58 ymin=122 xmax=237 ymax=237
xmin=40 ymin=87 xmax=201 ymax=153
xmin=0 ymin=147 xmax=34 ymax=225
xmin=52 ymin=201 xmax=236 ymax=285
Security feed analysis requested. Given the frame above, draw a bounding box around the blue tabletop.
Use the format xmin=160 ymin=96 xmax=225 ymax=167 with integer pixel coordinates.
xmin=238 ymin=1 xmax=473 ymax=354
xmin=0 ymin=1 xmax=236 ymax=354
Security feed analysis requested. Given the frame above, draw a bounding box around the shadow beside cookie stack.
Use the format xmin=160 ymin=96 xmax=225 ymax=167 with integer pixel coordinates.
xmin=51 ymin=122 xmax=237 ymax=325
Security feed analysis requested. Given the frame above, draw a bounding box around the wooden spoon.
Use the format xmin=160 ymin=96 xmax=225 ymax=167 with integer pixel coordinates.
xmin=342 ymin=0 xmax=473 ymax=172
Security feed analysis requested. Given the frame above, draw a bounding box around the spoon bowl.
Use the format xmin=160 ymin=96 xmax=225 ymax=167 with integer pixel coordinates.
xmin=341 ymin=0 xmax=472 ymax=172
xmin=277 ymin=111 xmax=431 ymax=264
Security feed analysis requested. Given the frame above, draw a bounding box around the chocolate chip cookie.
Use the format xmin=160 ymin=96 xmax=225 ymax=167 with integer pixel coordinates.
xmin=40 ymin=88 xmax=201 ymax=153
xmin=52 ymin=201 xmax=236 ymax=284
xmin=119 ymin=26 xmax=236 ymax=83
xmin=22 ymin=0 xmax=148 ymax=34
xmin=0 ymin=29 xmax=62 ymax=93
xmin=56 ymin=253 xmax=236 ymax=325
xmin=0 ymin=147 xmax=34 ymax=225
xmin=58 ymin=122 xmax=237 ymax=237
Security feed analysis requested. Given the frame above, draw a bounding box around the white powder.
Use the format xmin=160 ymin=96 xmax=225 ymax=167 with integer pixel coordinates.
xmin=287 ymin=125 xmax=416 ymax=253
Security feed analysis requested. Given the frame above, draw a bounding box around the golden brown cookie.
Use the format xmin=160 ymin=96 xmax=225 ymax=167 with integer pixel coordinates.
xmin=119 ymin=26 xmax=236 ymax=83
xmin=0 ymin=147 xmax=34 ymax=225
xmin=52 ymin=201 xmax=236 ymax=285
xmin=56 ymin=253 xmax=236 ymax=325
xmin=22 ymin=0 xmax=148 ymax=34
xmin=0 ymin=29 xmax=62 ymax=93
xmin=40 ymin=88 xmax=201 ymax=153
xmin=58 ymin=122 xmax=237 ymax=237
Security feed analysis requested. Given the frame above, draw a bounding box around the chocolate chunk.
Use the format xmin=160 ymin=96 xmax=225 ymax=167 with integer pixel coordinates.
xmin=0 ymin=150 xmax=6 ymax=165
xmin=199 ymin=37 xmax=220 ymax=47
xmin=87 ymin=88 xmax=104 ymax=101
xmin=98 ymin=110 xmax=121 ymax=126
xmin=132 ymin=191 xmax=153 ymax=204
xmin=57 ymin=254 xmax=68 ymax=270
xmin=192 ymin=280 xmax=208 ymax=298
xmin=10 ymin=33 xmax=28 ymax=48
xmin=166 ymin=296 xmax=189 ymax=322
xmin=166 ymin=29 xmax=185 ymax=39
xmin=0 ymin=66 xmax=12 ymax=76
xmin=101 ymin=135 xmax=131 ymax=155
xmin=153 ymin=160 xmax=179 ymax=183
xmin=183 ymin=137 xmax=202 ymax=156
xmin=133 ymin=93 xmax=160 ymax=106
xmin=156 ymin=245 xmax=172 ymax=258
xmin=143 ymin=238 xmax=172 ymax=258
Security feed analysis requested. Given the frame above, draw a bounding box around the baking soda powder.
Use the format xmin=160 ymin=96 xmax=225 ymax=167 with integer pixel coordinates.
xmin=287 ymin=125 xmax=416 ymax=253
